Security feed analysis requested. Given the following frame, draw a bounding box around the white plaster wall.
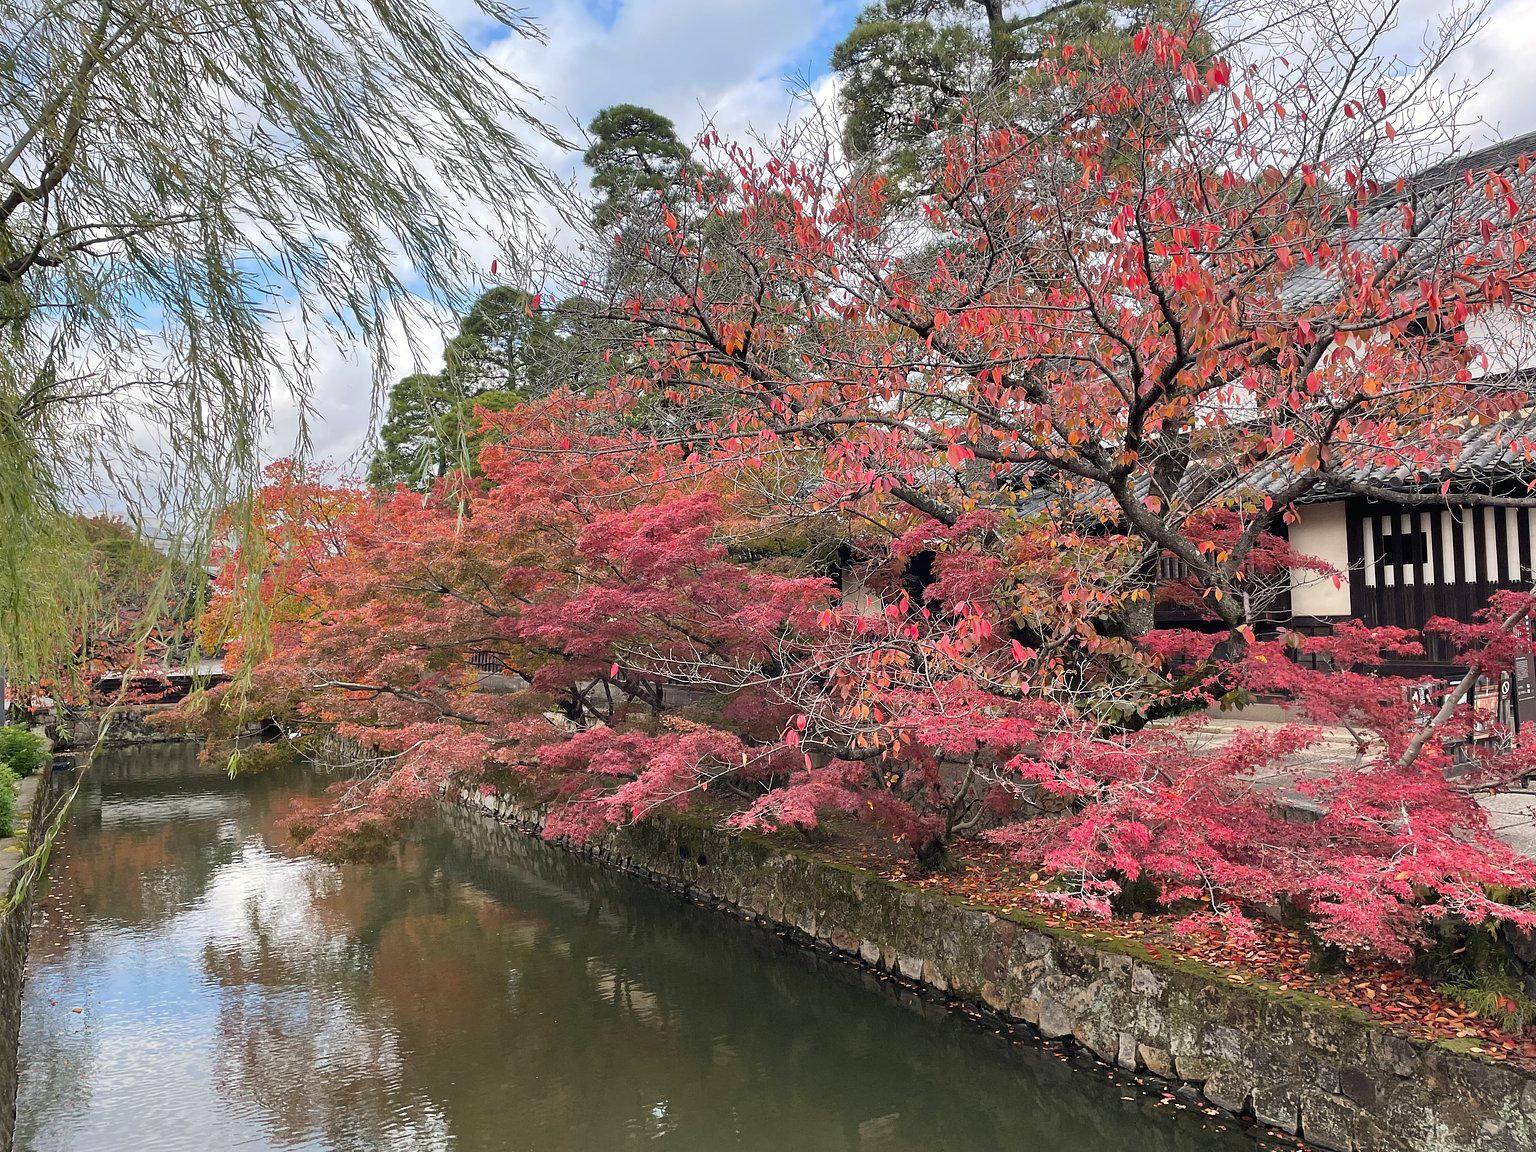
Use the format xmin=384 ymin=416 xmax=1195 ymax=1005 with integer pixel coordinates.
xmin=1287 ymin=501 xmax=1353 ymax=617
xmin=1465 ymin=305 xmax=1536 ymax=376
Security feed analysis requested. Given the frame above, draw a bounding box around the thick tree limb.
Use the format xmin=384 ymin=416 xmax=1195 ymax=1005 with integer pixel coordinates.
xmin=1398 ymin=597 xmax=1535 ymax=769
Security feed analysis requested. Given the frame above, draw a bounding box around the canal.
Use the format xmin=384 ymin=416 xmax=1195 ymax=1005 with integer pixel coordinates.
xmin=16 ymin=744 xmax=1268 ymax=1151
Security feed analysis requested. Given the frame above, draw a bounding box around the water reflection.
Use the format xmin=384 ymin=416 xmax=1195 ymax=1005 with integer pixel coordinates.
xmin=17 ymin=745 xmax=1267 ymax=1152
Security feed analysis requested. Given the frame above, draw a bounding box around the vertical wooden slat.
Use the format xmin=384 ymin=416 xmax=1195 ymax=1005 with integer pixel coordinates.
xmin=1408 ymin=506 xmax=1426 ymax=630
xmin=1450 ymin=508 xmax=1472 ymax=637
xmin=1462 ymin=508 xmax=1477 ymax=583
xmin=1425 ymin=509 xmax=1437 ymax=589
xmin=1346 ymin=501 xmax=1367 ymax=621
xmin=1428 ymin=510 xmax=1449 ymax=661
xmin=1370 ymin=513 xmax=1387 ymax=632
xmin=1426 ymin=508 xmax=1443 ymax=586
xmin=1450 ymin=508 xmax=1467 ymax=586
xmin=1506 ymin=506 xmax=1524 ymax=583
xmin=1492 ymin=506 xmax=1505 ymax=586
xmin=1526 ymin=509 xmax=1536 ymax=584
xmin=1473 ymin=505 xmax=1490 ymax=587
xmin=1389 ymin=515 xmax=1408 ymax=629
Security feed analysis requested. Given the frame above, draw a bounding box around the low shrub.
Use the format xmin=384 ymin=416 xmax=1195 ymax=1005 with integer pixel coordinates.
xmin=0 ymin=764 xmax=19 ymax=839
xmin=0 ymin=726 xmax=46 ymax=778
xmin=1440 ymin=970 xmax=1536 ymax=1034
xmin=1424 ymin=919 xmax=1536 ymax=1033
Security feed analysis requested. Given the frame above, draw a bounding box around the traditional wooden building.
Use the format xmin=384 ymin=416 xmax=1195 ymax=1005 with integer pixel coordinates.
xmin=1155 ymin=129 xmax=1536 ymax=682
xmin=1286 ymin=469 xmax=1536 ymax=672
xmin=1138 ymin=408 xmax=1536 ymax=755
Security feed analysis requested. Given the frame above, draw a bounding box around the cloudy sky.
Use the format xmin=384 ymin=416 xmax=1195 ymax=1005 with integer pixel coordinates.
xmin=279 ymin=0 xmax=1536 ymax=473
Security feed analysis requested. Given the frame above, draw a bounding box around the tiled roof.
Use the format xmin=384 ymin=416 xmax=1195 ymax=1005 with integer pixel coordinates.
xmin=1281 ymin=133 xmax=1536 ymax=310
xmin=1293 ymin=398 xmax=1536 ymax=503
xmin=1404 ymin=132 xmax=1536 ymax=197
xmin=990 ymin=382 xmax=1536 ymax=519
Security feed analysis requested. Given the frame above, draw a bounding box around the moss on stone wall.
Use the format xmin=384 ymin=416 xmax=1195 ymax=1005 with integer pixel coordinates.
xmin=0 ymin=762 xmax=62 ymax=1150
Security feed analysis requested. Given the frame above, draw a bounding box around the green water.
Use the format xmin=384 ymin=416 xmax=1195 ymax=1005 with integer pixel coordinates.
xmin=16 ymin=743 xmax=1266 ymax=1151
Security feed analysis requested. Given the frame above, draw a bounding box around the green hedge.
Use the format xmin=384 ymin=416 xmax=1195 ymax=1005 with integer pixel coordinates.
xmin=0 ymin=727 xmax=45 ymax=838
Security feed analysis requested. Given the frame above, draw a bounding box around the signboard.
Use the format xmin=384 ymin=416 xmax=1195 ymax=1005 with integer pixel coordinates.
xmin=1470 ymin=675 xmax=1502 ymax=738
xmin=1514 ymin=653 xmax=1536 ymax=730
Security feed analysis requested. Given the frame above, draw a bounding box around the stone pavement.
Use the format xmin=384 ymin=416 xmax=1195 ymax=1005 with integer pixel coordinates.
xmin=1481 ymin=786 xmax=1536 ymax=858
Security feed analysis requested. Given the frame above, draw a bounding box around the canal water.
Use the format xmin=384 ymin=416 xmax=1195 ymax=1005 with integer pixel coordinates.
xmin=16 ymin=744 xmax=1265 ymax=1152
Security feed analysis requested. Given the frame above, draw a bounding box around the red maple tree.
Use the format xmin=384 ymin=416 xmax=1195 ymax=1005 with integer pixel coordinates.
xmin=198 ymin=10 xmax=1536 ymax=961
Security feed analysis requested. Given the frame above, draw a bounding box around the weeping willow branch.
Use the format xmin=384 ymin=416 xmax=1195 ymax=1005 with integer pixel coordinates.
xmin=0 ymin=0 xmax=564 ymax=881
xmin=0 ymin=0 xmax=563 ymax=681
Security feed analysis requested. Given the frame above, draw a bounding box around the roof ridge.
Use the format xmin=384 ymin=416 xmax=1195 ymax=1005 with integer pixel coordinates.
xmin=1404 ymin=131 xmax=1536 ymax=196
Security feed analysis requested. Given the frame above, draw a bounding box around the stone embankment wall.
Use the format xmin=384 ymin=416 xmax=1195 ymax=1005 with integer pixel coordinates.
xmin=452 ymin=784 xmax=1536 ymax=1152
xmin=0 ymin=763 xmax=61 ymax=1151
xmin=56 ymin=704 xmax=184 ymax=748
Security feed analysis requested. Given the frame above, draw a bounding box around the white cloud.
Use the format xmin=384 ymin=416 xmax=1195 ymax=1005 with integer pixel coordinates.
xmin=1450 ymin=0 xmax=1536 ymax=141
xmin=291 ymin=0 xmax=858 ymax=468
xmin=262 ymin=299 xmax=458 ymax=474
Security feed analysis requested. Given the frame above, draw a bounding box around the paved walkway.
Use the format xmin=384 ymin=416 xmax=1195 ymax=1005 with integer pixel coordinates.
xmin=1166 ymin=712 xmax=1536 ymax=860
xmin=1480 ymin=787 xmax=1536 ymax=858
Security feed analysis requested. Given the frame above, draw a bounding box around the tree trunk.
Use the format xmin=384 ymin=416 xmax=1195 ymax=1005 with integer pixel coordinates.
xmin=1121 ymin=555 xmax=1160 ymax=637
xmin=981 ymin=0 xmax=1011 ymax=90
